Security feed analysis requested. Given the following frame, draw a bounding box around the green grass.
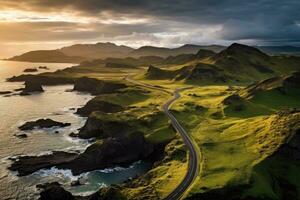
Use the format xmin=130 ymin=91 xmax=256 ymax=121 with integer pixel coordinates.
xmin=165 ymin=82 xmax=300 ymax=199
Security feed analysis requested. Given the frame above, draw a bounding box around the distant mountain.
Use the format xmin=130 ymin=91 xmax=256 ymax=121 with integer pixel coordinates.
xmin=7 ymin=42 xmax=300 ymax=64
xmin=7 ymin=43 xmax=224 ymax=63
xmin=145 ymin=43 xmax=300 ymax=83
xmin=8 ymin=50 xmax=85 ymax=63
xmin=59 ymin=42 xmax=134 ymax=59
xmin=129 ymin=44 xmax=224 ymax=58
xmin=256 ymin=46 xmax=300 ymax=55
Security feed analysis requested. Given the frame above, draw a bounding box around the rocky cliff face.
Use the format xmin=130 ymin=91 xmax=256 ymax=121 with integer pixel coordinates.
xmin=282 ymin=71 xmax=300 ymax=93
xmin=275 ymin=109 xmax=300 ymax=160
xmin=61 ymin=132 xmax=155 ymax=175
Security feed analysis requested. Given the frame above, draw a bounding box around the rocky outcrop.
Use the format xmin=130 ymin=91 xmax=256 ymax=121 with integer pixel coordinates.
xmin=275 ymin=109 xmax=300 ymax=160
xmin=38 ymin=183 xmax=126 ymax=200
xmin=38 ymin=182 xmax=75 ymax=200
xmin=282 ymin=71 xmax=300 ymax=93
xmin=8 ymin=151 xmax=79 ymax=176
xmin=9 ymin=132 xmax=155 ymax=176
xmin=73 ymin=77 xmax=127 ymax=95
xmin=0 ymin=91 xmax=12 ymax=95
xmin=15 ymin=133 xmax=28 ymax=138
xmin=18 ymin=118 xmax=71 ymax=130
xmin=62 ymin=132 xmax=154 ymax=175
xmin=7 ymin=74 xmax=75 ymax=85
xmin=20 ymin=80 xmax=44 ymax=95
xmin=76 ymin=99 xmax=123 ymax=117
xmin=23 ymin=68 xmax=38 ymax=72
xmin=38 ymin=66 xmax=49 ymax=70
xmin=277 ymin=129 xmax=300 ymax=160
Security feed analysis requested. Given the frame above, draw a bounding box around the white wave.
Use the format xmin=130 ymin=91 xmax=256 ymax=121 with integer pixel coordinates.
xmin=33 ymin=167 xmax=84 ymax=181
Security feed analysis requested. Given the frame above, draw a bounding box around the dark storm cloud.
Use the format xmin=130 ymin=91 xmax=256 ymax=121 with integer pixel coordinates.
xmin=0 ymin=0 xmax=300 ymax=48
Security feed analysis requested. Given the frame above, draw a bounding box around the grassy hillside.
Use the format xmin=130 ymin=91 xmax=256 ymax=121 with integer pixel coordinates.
xmin=165 ymin=72 xmax=300 ymax=199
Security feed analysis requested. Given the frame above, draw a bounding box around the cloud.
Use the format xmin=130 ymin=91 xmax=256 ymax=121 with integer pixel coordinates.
xmin=0 ymin=0 xmax=300 ymax=57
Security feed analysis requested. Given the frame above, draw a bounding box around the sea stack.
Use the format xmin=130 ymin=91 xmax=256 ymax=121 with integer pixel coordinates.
xmin=21 ymin=80 xmax=44 ymax=95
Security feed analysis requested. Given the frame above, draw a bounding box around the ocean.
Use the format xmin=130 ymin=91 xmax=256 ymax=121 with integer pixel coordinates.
xmin=0 ymin=60 xmax=150 ymax=199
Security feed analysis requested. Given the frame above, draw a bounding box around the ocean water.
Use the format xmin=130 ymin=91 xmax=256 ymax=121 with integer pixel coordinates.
xmin=0 ymin=61 xmax=151 ymax=199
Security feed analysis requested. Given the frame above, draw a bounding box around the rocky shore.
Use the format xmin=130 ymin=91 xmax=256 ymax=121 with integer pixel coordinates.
xmin=6 ymin=71 xmax=176 ymax=199
xmin=9 ymin=131 xmax=164 ymax=176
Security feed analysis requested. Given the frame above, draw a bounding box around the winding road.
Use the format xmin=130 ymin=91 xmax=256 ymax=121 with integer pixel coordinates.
xmin=125 ymin=76 xmax=200 ymax=200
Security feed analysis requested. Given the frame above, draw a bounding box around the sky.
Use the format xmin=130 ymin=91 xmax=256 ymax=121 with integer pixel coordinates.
xmin=0 ymin=0 xmax=300 ymax=57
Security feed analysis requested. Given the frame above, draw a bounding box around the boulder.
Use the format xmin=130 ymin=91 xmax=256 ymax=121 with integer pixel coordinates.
xmin=19 ymin=118 xmax=71 ymax=131
xmin=15 ymin=133 xmax=28 ymax=138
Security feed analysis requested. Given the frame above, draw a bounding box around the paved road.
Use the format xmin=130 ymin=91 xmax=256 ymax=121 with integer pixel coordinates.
xmin=125 ymin=76 xmax=200 ymax=200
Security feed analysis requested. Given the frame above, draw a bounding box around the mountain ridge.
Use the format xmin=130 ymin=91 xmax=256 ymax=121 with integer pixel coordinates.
xmin=7 ymin=42 xmax=300 ymax=63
